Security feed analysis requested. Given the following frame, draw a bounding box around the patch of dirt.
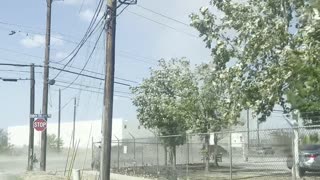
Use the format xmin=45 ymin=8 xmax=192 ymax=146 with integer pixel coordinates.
xmin=20 ymin=172 xmax=67 ymax=180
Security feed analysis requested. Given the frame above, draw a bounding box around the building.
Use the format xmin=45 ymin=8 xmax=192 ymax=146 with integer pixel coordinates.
xmin=7 ymin=118 xmax=153 ymax=148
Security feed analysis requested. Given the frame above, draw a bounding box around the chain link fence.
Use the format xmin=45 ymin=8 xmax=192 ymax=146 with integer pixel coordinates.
xmin=91 ymin=126 xmax=320 ymax=179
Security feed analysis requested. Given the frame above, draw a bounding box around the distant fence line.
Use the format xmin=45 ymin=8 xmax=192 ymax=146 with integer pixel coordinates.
xmin=90 ymin=126 xmax=320 ymax=179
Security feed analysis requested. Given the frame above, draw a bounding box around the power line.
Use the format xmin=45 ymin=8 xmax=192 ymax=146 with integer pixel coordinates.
xmin=0 ymin=63 xmax=38 ymax=67
xmin=136 ymin=5 xmax=189 ymax=27
xmin=55 ymin=79 xmax=132 ymax=95
xmin=0 ymin=47 xmax=43 ymax=60
xmin=118 ymin=50 xmax=158 ymax=62
xmin=0 ymin=19 xmax=160 ymax=64
xmin=0 ymin=69 xmax=42 ymax=74
xmin=117 ymin=4 xmax=130 ymax=16
xmin=118 ymin=53 xmax=157 ymax=65
xmin=0 ymin=49 xmax=140 ymax=83
xmin=0 ymin=62 xmax=135 ymax=86
xmin=53 ymin=84 xmax=131 ymax=99
xmin=0 ymin=77 xmax=30 ymax=81
xmin=0 ymin=41 xmax=157 ymax=66
xmin=49 ymin=65 xmax=132 ymax=86
xmin=60 ymin=0 xmax=104 ymax=63
xmin=79 ymin=0 xmax=86 ymax=13
xmin=57 ymin=19 xmax=106 ymax=90
xmin=52 ymin=0 xmax=105 ymax=84
xmin=128 ymin=10 xmax=198 ymax=38
xmin=54 ymin=96 xmax=74 ymax=113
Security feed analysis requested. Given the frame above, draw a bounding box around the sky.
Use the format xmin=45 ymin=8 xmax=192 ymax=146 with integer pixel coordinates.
xmin=0 ymin=0 xmax=289 ymax=131
xmin=0 ymin=0 xmax=212 ymax=128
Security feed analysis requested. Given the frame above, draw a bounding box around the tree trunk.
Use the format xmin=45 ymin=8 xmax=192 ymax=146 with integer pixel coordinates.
xmin=172 ymin=145 xmax=176 ymax=170
xmin=164 ymin=145 xmax=167 ymax=166
xmin=169 ymin=147 xmax=173 ymax=165
xmin=204 ymin=134 xmax=210 ymax=172
xmin=167 ymin=145 xmax=177 ymax=169
xmin=213 ymin=133 xmax=219 ymax=167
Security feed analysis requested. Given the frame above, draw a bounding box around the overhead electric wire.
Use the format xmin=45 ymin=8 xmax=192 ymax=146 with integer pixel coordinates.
xmin=0 ymin=21 xmax=156 ymax=62
xmin=79 ymin=0 xmax=86 ymax=13
xmin=0 ymin=62 xmax=133 ymax=87
xmin=53 ymin=15 xmax=105 ymax=71
xmin=49 ymin=66 xmax=131 ymax=86
xmin=0 ymin=48 xmax=139 ymax=83
xmin=52 ymin=0 xmax=105 ymax=83
xmin=55 ymin=0 xmax=104 ymax=63
xmin=0 ymin=77 xmax=30 ymax=81
xmin=136 ymin=5 xmax=189 ymax=27
xmin=0 ymin=63 xmax=38 ymax=67
xmin=0 ymin=47 xmax=43 ymax=60
xmin=58 ymin=19 xmax=106 ymax=91
xmin=60 ymin=97 xmax=74 ymax=112
xmin=0 ymin=37 xmax=158 ymax=65
xmin=117 ymin=4 xmax=130 ymax=17
xmin=0 ymin=20 xmax=47 ymax=34
xmin=55 ymin=79 xmax=132 ymax=95
xmin=52 ymin=14 xmax=105 ymax=78
xmin=0 ymin=69 xmax=42 ymax=74
xmin=127 ymin=10 xmax=198 ymax=38
xmin=54 ymin=84 xmax=131 ymax=99
xmin=118 ymin=53 xmax=157 ymax=65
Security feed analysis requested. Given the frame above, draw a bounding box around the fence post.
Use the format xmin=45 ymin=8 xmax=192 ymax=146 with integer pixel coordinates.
xmin=156 ymin=135 xmax=159 ymax=174
xmin=91 ymin=137 xmax=93 ymax=170
xmin=72 ymin=169 xmax=80 ymax=180
xmin=293 ymin=126 xmax=300 ymax=179
xmin=129 ymin=133 xmax=136 ymax=173
xmin=291 ymin=133 xmax=296 ymax=180
xmin=282 ymin=112 xmax=300 ymax=179
xmin=229 ymin=131 xmax=233 ymax=180
xmin=142 ymin=145 xmax=144 ymax=166
xmin=115 ymin=136 xmax=120 ymax=172
xmin=186 ymin=134 xmax=189 ymax=180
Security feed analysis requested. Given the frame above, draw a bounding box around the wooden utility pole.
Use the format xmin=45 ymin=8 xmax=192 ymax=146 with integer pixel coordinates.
xmin=73 ymin=98 xmax=77 ymax=147
xmin=57 ymin=89 xmax=61 ymax=151
xmin=27 ymin=64 xmax=35 ymax=171
xmin=101 ymin=0 xmax=117 ymax=179
xmin=40 ymin=0 xmax=52 ymax=171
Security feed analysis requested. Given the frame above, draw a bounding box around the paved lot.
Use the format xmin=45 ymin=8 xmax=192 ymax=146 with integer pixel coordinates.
xmin=2 ymin=154 xmax=320 ymax=179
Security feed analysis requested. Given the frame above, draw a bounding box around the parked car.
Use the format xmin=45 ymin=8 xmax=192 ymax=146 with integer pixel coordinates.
xmin=287 ymin=144 xmax=320 ymax=176
xmin=256 ymin=147 xmax=275 ymax=155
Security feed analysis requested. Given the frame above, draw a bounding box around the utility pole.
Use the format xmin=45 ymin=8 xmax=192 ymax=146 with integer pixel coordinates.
xmin=57 ymin=89 xmax=61 ymax=151
xmin=40 ymin=0 xmax=52 ymax=171
xmin=73 ymin=98 xmax=77 ymax=147
xmin=27 ymin=64 xmax=35 ymax=171
xmin=101 ymin=0 xmax=117 ymax=179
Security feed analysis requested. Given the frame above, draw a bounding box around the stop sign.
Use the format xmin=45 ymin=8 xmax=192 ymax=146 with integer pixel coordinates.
xmin=33 ymin=118 xmax=47 ymax=132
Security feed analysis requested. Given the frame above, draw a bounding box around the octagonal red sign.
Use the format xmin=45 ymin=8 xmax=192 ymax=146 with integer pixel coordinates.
xmin=33 ymin=118 xmax=47 ymax=132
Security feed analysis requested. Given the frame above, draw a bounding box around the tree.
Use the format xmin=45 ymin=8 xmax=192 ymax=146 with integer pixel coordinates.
xmin=131 ymin=58 xmax=197 ymax=169
xmin=190 ymin=0 xmax=320 ymax=124
xmin=191 ymin=62 xmax=242 ymax=172
xmin=0 ymin=129 xmax=12 ymax=153
xmin=47 ymin=134 xmax=63 ymax=151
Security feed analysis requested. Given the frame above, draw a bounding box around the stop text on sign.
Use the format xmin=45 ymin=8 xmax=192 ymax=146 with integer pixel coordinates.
xmin=33 ymin=119 xmax=47 ymax=132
